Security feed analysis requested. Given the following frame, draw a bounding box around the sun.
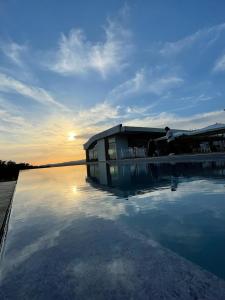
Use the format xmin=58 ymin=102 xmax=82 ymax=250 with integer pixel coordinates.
xmin=67 ymin=132 xmax=76 ymax=141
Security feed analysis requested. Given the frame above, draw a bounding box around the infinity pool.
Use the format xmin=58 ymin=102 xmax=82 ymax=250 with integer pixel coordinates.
xmin=0 ymin=162 xmax=225 ymax=299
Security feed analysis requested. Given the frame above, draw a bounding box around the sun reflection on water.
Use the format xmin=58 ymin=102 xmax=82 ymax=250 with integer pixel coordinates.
xmin=72 ymin=185 xmax=78 ymax=194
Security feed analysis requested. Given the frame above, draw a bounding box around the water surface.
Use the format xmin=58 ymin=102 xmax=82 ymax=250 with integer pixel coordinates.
xmin=1 ymin=162 xmax=225 ymax=299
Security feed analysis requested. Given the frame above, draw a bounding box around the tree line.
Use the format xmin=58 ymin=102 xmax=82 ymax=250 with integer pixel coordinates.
xmin=0 ymin=160 xmax=34 ymax=182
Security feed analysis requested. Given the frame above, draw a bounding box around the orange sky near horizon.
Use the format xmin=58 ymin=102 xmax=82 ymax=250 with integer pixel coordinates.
xmin=0 ymin=140 xmax=86 ymax=166
xmin=0 ymin=119 xmax=88 ymax=165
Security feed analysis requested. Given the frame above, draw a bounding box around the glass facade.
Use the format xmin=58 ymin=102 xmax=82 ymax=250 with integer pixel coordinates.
xmin=108 ymin=137 xmax=117 ymax=160
xmin=88 ymin=146 xmax=98 ymax=161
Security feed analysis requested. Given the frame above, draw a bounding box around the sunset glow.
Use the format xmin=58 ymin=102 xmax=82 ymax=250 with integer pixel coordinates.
xmin=67 ymin=132 xmax=76 ymax=141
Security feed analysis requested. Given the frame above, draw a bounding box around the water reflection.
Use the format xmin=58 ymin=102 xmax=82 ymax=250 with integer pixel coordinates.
xmin=71 ymin=185 xmax=78 ymax=194
xmin=87 ymin=161 xmax=225 ymax=196
xmin=1 ymin=162 xmax=225 ymax=299
xmin=86 ymin=161 xmax=225 ymax=282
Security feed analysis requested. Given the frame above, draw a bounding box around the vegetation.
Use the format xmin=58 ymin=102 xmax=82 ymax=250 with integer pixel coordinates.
xmin=0 ymin=160 xmax=34 ymax=182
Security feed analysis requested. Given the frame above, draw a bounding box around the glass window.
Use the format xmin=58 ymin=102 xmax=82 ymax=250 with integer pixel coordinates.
xmin=108 ymin=137 xmax=116 ymax=144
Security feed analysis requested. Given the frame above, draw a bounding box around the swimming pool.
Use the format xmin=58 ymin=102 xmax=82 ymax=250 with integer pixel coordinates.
xmin=0 ymin=162 xmax=225 ymax=299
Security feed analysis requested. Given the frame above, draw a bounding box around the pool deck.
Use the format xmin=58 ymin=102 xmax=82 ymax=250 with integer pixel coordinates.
xmin=0 ymin=181 xmax=16 ymax=242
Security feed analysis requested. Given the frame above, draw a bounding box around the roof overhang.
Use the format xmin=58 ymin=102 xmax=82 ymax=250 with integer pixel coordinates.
xmin=83 ymin=124 xmax=187 ymax=150
xmin=83 ymin=124 xmax=122 ymax=150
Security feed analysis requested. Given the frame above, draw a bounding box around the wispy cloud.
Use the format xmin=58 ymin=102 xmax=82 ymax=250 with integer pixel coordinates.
xmin=77 ymin=101 xmax=121 ymax=126
xmin=47 ymin=19 xmax=132 ymax=78
xmin=73 ymin=99 xmax=225 ymax=142
xmin=0 ymin=41 xmax=28 ymax=66
xmin=160 ymin=23 xmax=225 ymax=56
xmin=213 ymin=53 xmax=225 ymax=72
xmin=0 ymin=108 xmax=26 ymax=129
xmin=0 ymin=96 xmax=35 ymax=147
xmin=108 ymin=69 xmax=183 ymax=100
xmin=0 ymin=73 xmax=68 ymax=110
xmin=125 ymin=110 xmax=225 ymax=130
xmin=125 ymin=105 xmax=155 ymax=115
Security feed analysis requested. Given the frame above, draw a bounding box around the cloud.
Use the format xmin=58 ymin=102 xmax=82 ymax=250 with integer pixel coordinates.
xmin=125 ymin=109 xmax=225 ymax=130
xmin=108 ymin=69 xmax=183 ymax=100
xmin=126 ymin=105 xmax=154 ymax=115
xmin=77 ymin=101 xmax=121 ymax=126
xmin=0 ymin=108 xmax=26 ymax=129
xmin=160 ymin=22 xmax=225 ymax=56
xmin=0 ymin=73 xmax=68 ymax=110
xmin=213 ymin=53 xmax=225 ymax=72
xmin=73 ymin=101 xmax=225 ymax=145
xmin=73 ymin=100 xmax=156 ymax=140
xmin=0 ymin=41 xmax=28 ymax=66
xmin=47 ymin=19 xmax=132 ymax=77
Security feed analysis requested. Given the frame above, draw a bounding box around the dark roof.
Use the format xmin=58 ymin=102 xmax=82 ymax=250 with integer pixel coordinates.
xmin=83 ymin=124 xmax=186 ymax=150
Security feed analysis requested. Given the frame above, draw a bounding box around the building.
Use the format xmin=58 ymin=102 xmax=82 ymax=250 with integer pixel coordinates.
xmin=84 ymin=123 xmax=225 ymax=162
xmin=83 ymin=124 xmax=185 ymax=162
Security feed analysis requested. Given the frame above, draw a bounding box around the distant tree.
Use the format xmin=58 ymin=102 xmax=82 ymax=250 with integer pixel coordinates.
xmin=0 ymin=160 xmax=33 ymax=182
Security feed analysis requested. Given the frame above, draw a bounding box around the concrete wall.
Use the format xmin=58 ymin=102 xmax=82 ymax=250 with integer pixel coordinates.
xmin=87 ymin=135 xmax=129 ymax=162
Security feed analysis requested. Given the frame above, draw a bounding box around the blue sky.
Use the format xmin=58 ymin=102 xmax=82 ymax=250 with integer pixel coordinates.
xmin=0 ymin=0 xmax=225 ymax=164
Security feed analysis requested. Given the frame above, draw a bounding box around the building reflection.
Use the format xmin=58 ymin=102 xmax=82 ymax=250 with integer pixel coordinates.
xmin=86 ymin=161 xmax=225 ymax=197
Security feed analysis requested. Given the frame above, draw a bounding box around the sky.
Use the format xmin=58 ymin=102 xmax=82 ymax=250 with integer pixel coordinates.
xmin=0 ymin=0 xmax=225 ymax=165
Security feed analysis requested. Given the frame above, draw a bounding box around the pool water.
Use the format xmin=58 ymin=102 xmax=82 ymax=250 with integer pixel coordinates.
xmin=0 ymin=162 xmax=225 ymax=299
